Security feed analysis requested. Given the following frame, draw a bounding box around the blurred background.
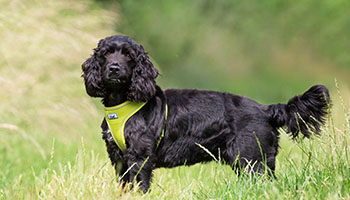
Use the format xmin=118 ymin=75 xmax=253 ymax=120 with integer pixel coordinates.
xmin=0 ymin=0 xmax=349 ymax=195
xmin=115 ymin=0 xmax=350 ymax=102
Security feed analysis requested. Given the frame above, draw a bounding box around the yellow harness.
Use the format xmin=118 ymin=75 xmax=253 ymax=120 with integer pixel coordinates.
xmin=104 ymin=101 xmax=147 ymax=151
xmin=104 ymin=101 xmax=168 ymax=151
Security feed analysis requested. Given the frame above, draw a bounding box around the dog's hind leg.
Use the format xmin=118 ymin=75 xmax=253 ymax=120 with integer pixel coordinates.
xmin=224 ymin=134 xmax=277 ymax=178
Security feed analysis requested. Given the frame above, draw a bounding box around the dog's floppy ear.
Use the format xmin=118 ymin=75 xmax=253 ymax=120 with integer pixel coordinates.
xmin=81 ymin=40 xmax=105 ymax=97
xmin=127 ymin=44 xmax=158 ymax=102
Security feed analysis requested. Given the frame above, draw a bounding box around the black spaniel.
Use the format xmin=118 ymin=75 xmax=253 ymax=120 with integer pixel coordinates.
xmin=82 ymin=35 xmax=330 ymax=193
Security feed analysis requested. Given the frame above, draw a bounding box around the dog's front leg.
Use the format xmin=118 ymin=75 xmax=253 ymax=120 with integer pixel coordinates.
xmin=101 ymin=119 xmax=131 ymax=186
xmin=127 ymin=155 xmax=154 ymax=193
xmin=114 ymin=161 xmax=129 ymax=187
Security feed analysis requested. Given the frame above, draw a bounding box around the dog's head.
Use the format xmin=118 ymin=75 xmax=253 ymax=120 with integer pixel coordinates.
xmin=82 ymin=35 xmax=158 ymax=102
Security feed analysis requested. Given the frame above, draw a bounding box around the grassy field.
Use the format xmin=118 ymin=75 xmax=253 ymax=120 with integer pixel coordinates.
xmin=1 ymin=0 xmax=350 ymax=199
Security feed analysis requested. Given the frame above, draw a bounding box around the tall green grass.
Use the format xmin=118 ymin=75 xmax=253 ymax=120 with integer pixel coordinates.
xmin=0 ymin=0 xmax=117 ymax=195
xmin=2 ymin=94 xmax=349 ymax=199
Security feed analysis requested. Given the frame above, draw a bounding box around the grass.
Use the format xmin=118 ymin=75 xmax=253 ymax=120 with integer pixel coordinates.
xmin=32 ymin=99 xmax=350 ymax=199
xmin=0 ymin=0 xmax=117 ymax=196
xmin=3 ymin=103 xmax=349 ymax=199
xmin=1 ymin=0 xmax=350 ymax=199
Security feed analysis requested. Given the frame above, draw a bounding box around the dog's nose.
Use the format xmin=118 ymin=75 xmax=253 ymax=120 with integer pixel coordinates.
xmin=109 ymin=65 xmax=120 ymax=74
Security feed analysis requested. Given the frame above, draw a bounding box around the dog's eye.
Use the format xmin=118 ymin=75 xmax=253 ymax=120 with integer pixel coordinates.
xmin=125 ymin=54 xmax=131 ymax=59
xmin=104 ymin=49 xmax=115 ymax=57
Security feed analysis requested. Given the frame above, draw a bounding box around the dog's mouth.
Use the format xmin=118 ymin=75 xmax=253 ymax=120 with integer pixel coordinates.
xmin=109 ymin=78 xmax=121 ymax=84
xmin=104 ymin=76 xmax=128 ymax=87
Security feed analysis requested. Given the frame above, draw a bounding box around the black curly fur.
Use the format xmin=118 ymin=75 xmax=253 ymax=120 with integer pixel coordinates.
xmin=82 ymin=35 xmax=331 ymax=193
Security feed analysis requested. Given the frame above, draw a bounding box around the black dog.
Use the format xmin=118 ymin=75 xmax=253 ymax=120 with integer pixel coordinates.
xmin=82 ymin=35 xmax=330 ymax=193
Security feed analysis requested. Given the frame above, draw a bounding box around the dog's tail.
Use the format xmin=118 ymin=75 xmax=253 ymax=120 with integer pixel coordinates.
xmin=268 ymin=85 xmax=331 ymax=138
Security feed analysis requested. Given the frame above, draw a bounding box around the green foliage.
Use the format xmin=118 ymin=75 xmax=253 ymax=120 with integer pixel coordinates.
xmin=115 ymin=0 xmax=350 ymax=102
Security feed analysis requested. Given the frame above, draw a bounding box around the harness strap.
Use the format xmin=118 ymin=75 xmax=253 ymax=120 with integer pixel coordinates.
xmin=156 ymin=103 xmax=168 ymax=150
